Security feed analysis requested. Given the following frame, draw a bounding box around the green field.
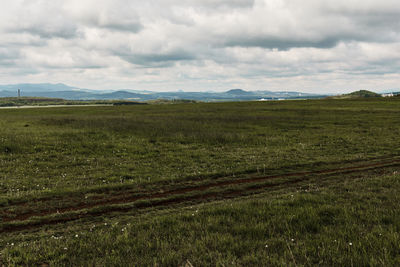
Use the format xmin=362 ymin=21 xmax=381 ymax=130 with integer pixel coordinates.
xmin=1 ymin=98 xmax=400 ymax=265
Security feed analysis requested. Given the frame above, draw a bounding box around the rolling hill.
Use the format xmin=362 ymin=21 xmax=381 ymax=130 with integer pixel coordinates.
xmin=0 ymin=83 xmax=325 ymax=101
xmin=328 ymin=90 xmax=382 ymax=99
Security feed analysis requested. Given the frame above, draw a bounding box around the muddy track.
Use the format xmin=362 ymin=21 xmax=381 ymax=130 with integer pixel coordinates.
xmin=0 ymin=178 xmax=309 ymax=234
xmin=3 ymin=158 xmax=400 ymax=222
xmin=1 ymin=158 xmax=400 ymax=233
xmin=5 ymin=154 xmax=399 ymax=207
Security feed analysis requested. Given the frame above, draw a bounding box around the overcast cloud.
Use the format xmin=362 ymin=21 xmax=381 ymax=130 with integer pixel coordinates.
xmin=0 ymin=0 xmax=399 ymax=93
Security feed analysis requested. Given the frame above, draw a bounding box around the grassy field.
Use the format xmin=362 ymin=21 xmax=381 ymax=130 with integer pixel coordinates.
xmin=1 ymin=98 xmax=400 ymax=265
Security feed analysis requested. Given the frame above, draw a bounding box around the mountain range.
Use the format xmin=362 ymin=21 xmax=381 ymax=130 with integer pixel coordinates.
xmin=0 ymin=83 xmax=326 ymax=101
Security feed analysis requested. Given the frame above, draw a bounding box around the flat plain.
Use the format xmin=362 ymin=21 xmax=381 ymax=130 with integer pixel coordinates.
xmin=1 ymin=98 xmax=400 ymax=266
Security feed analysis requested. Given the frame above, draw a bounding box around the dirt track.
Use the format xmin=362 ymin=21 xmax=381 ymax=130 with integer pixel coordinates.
xmin=2 ymin=157 xmax=400 ymax=233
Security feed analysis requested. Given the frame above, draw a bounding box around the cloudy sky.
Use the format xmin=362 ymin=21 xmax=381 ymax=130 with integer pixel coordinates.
xmin=0 ymin=0 xmax=399 ymax=93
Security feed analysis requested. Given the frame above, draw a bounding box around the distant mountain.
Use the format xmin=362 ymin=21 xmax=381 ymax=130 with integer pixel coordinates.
xmin=93 ymin=91 xmax=145 ymax=99
xmin=0 ymin=90 xmax=17 ymax=97
xmin=225 ymin=89 xmax=254 ymax=95
xmin=0 ymin=83 xmax=326 ymax=101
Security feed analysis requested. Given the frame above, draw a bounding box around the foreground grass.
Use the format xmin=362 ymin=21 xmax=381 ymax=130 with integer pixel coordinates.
xmin=1 ymin=170 xmax=399 ymax=266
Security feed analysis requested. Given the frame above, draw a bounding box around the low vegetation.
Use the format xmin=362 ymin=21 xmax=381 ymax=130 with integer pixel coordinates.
xmin=1 ymin=97 xmax=400 ymax=265
xmin=0 ymin=97 xmax=146 ymax=107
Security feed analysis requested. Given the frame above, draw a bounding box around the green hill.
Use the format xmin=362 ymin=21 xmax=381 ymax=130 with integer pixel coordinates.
xmin=329 ymin=90 xmax=381 ymax=99
xmin=346 ymin=90 xmax=381 ymax=97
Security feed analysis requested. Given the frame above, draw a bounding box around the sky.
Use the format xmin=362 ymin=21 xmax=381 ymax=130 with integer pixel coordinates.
xmin=0 ymin=0 xmax=399 ymax=93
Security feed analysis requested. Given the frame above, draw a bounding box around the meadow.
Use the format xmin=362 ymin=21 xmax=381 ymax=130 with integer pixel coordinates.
xmin=1 ymin=98 xmax=400 ymax=265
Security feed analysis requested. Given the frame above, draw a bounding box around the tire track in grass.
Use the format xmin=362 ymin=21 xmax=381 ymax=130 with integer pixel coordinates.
xmin=2 ymin=158 xmax=400 ymax=222
xmin=1 ymin=158 xmax=400 ymax=233
xmin=5 ymin=154 xmax=399 ymax=207
xmin=0 ymin=178 xmax=308 ymax=234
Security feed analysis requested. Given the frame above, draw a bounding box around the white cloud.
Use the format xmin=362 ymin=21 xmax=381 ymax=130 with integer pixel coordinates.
xmin=0 ymin=0 xmax=399 ymax=93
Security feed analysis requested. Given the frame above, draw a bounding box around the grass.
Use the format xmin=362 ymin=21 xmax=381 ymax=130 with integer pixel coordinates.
xmin=1 ymin=97 xmax=400 ymax=265
xmin=0 ymin=97 xmax=114 ymax=107
xmin=1 ymin=98 xmax=399 ymax=197
xmin=2 ymin=170 xmax=400 ymax=266
xmin=0 ymin=97 xmax=147 ymax=107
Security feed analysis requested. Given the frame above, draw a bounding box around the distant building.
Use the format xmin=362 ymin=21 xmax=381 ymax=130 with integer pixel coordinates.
xmin=382 ymin=93 xmax=394 ymax=97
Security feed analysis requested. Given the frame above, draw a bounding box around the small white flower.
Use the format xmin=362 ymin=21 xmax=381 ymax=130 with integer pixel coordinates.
xmin=291 ymin=239 xmax=295 ymax=242
xmin=64 ymin=247 xmax=67 ymax=250
xmin=75 ymin=234 xmax=78 ymax=238
xmin=349 ymin=242 xmax=352 ymax=246
xmin=265 ymin=244 xmax=268 ymax=248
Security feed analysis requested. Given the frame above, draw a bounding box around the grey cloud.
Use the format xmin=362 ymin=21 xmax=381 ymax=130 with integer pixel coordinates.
xmin=100 ymin=22 xmax=143 ymax=33
xmin=83 ymin=14 xmax=143 ymax=33
xmin=187 ymin=0 xmax=255 ymax=10
xmin=154 ymin=0 xmax=254 ymax=10
xmin=64 ymin=0 xmax=143 ymax=33
xmin=0 ymin=48 xmax=18 ymax=60
xmin=37 ymin=62 xmax=105 ymax=69
xmin=0 ymin=32 xmax=47 ymax=47
xmin=0 ymin=60 xmax=17 ymax=67
xmin=204 ymin=0 xmax=400 ymax=51
xmin=0 ymin=48 xmax=20 ymax=67
xmin=116 ymin=51 xmax=195 ymax=67
xmin=344 ymin=65 xmax=400 ymax=76
xmin=1 ymin=1 xmax=79 ymax=40
xmin=224 ymin=37 xmax=341 ymax=50
xmin=10 ymin=25 xmax=79 ymax=39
